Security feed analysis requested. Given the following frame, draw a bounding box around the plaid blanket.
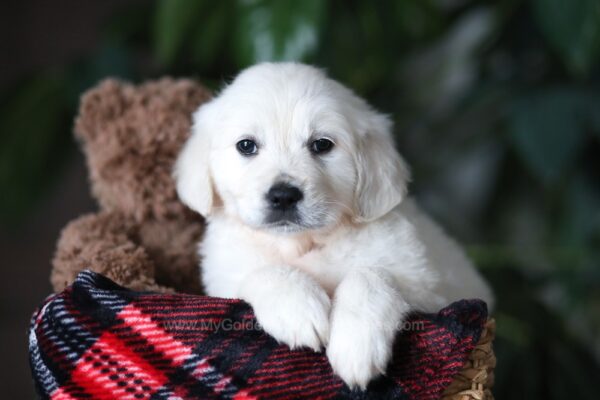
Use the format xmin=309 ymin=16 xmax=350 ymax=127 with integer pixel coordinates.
xmin=29 ymin=270 xmax=487 ymax=400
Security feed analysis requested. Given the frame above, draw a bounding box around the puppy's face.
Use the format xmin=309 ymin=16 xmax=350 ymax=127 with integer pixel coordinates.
xmin=208 ymin=102 xmax=355 ymax=232
xmin=176 ymin=63 xmax=410 ymax=234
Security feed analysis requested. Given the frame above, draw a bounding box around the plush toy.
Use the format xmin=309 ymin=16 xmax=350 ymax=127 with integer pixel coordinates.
xmin=52 ymin=78 xmax=211 ymax=294
xmin=46 ymin=78 xmax=495 ymax=400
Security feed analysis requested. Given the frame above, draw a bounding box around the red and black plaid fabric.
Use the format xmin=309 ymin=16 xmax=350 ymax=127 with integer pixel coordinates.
xmin=29 ymin=270 xmax=488 ymax=400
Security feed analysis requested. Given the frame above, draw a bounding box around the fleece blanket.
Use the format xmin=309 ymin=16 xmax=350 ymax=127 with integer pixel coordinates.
xmin=29 ymin=270 xmax=487 ymax=400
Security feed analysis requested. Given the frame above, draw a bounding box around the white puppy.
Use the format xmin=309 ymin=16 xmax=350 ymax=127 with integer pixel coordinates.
xmin=175 ymin=62 xmax=493 ymax=388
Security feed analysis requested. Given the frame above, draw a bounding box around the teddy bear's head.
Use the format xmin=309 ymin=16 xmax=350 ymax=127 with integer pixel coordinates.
xmin=75 ymin=78 xmax=212 ymax=221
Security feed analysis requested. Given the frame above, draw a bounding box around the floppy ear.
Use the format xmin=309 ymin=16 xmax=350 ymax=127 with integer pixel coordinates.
xmin=353 ymin=112 xmax=410 ymax=222
xmin=174 ymin=106 xmax=215 ymax=216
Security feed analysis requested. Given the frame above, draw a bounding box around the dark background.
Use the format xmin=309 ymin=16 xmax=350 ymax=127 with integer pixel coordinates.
xmin=1 ymin=0 xmax=599 ymax=398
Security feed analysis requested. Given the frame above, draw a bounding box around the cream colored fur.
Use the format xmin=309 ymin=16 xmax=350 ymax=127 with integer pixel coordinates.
xmin=175 ymin=62 xmax=493 ymax=388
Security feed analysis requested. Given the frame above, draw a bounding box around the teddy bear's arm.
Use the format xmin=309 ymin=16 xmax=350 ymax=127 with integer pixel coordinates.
xmin=51 ymin=211 xmax=169 ymax=293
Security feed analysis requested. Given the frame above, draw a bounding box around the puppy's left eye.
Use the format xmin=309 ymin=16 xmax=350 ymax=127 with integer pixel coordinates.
xmin=236 ymin=139 xmax=258 ymax=156
xmin=310 ymin=138 xmax=334 ymax=155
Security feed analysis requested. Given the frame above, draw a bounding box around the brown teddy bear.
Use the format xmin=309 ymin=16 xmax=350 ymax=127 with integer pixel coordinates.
xmin=51 ymin=78 xmax=211 ymax=294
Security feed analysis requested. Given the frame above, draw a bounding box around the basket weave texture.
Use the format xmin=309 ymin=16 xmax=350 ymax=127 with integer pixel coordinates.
xmin=443 ymin=318 xmax=496 ymax=400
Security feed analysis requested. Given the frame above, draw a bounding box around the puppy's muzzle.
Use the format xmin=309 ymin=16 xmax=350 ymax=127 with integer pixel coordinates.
xmin=265 ymin=182 xmax=303 ymax=224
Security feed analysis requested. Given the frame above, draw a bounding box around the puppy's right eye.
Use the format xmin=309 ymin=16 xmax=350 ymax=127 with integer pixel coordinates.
xmin=236 ymin=139 xmax=258 ymax=156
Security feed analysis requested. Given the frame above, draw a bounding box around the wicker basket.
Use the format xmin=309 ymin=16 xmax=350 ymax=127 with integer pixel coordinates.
xmin=443 ymin=318 xmax=496 ymax=399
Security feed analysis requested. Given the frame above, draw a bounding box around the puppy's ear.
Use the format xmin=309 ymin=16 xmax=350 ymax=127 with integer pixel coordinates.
xmin=174 ymin=106 xmax=215 ymax=216
xmin=353 ymin=112 xmax=410 ymax=222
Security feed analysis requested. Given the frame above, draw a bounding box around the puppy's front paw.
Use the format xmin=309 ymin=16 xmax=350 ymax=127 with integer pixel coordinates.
xmin=326 ymin=268 xmax=409 ymax=389
xmin=239 ymin=267 xmax=330 ymax=352
xmin=326 ymin=309 xmax=394 ymax=389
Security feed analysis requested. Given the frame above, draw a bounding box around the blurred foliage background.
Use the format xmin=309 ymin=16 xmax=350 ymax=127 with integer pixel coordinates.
xmin=1 ymin=0 xmax=600 ymax=397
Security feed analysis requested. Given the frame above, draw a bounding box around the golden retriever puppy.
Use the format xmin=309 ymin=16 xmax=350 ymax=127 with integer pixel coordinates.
xmin=175 ymin=62 xmax=493 ymax=388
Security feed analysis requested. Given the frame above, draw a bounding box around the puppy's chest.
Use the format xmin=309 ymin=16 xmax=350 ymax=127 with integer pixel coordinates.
xmin=269 ymin=238 xmax=345 ymax=292
xmin=268 ymin=236 xmax=321 ymax=264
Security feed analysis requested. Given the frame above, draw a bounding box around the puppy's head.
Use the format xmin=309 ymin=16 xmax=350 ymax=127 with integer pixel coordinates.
xmin=175 ymin=63 xmax=409 ymax=233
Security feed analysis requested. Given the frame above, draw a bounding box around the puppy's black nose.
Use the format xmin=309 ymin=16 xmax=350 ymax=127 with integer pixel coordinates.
xmin=266 ymin=182 xmax=303 ymax=210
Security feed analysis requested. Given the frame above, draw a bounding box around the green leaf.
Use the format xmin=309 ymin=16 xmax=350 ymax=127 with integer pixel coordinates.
xmin=509 ymin=88 xmax=587 ymax=183
xmin=191 ymin=1 xmax=233 ymax=69
xmin=316 ymin=2 xmax=395 ymax=94
xmin=0 ymin=75 xmax=71 ymax=225
xmin=392 ymin=0 xmax=445 ymax=41
xmin=154 ymin=0 xmax=207 ymax=65
xmin=560 ymin=174 xmax=600 ymax=246
xmin=234 ymin=0 xmax=326 ymax=66
xmin=495 ymin=312 xmax=532 ymax=346
xmin=533 ymin=0 xmax=600 ymax=76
